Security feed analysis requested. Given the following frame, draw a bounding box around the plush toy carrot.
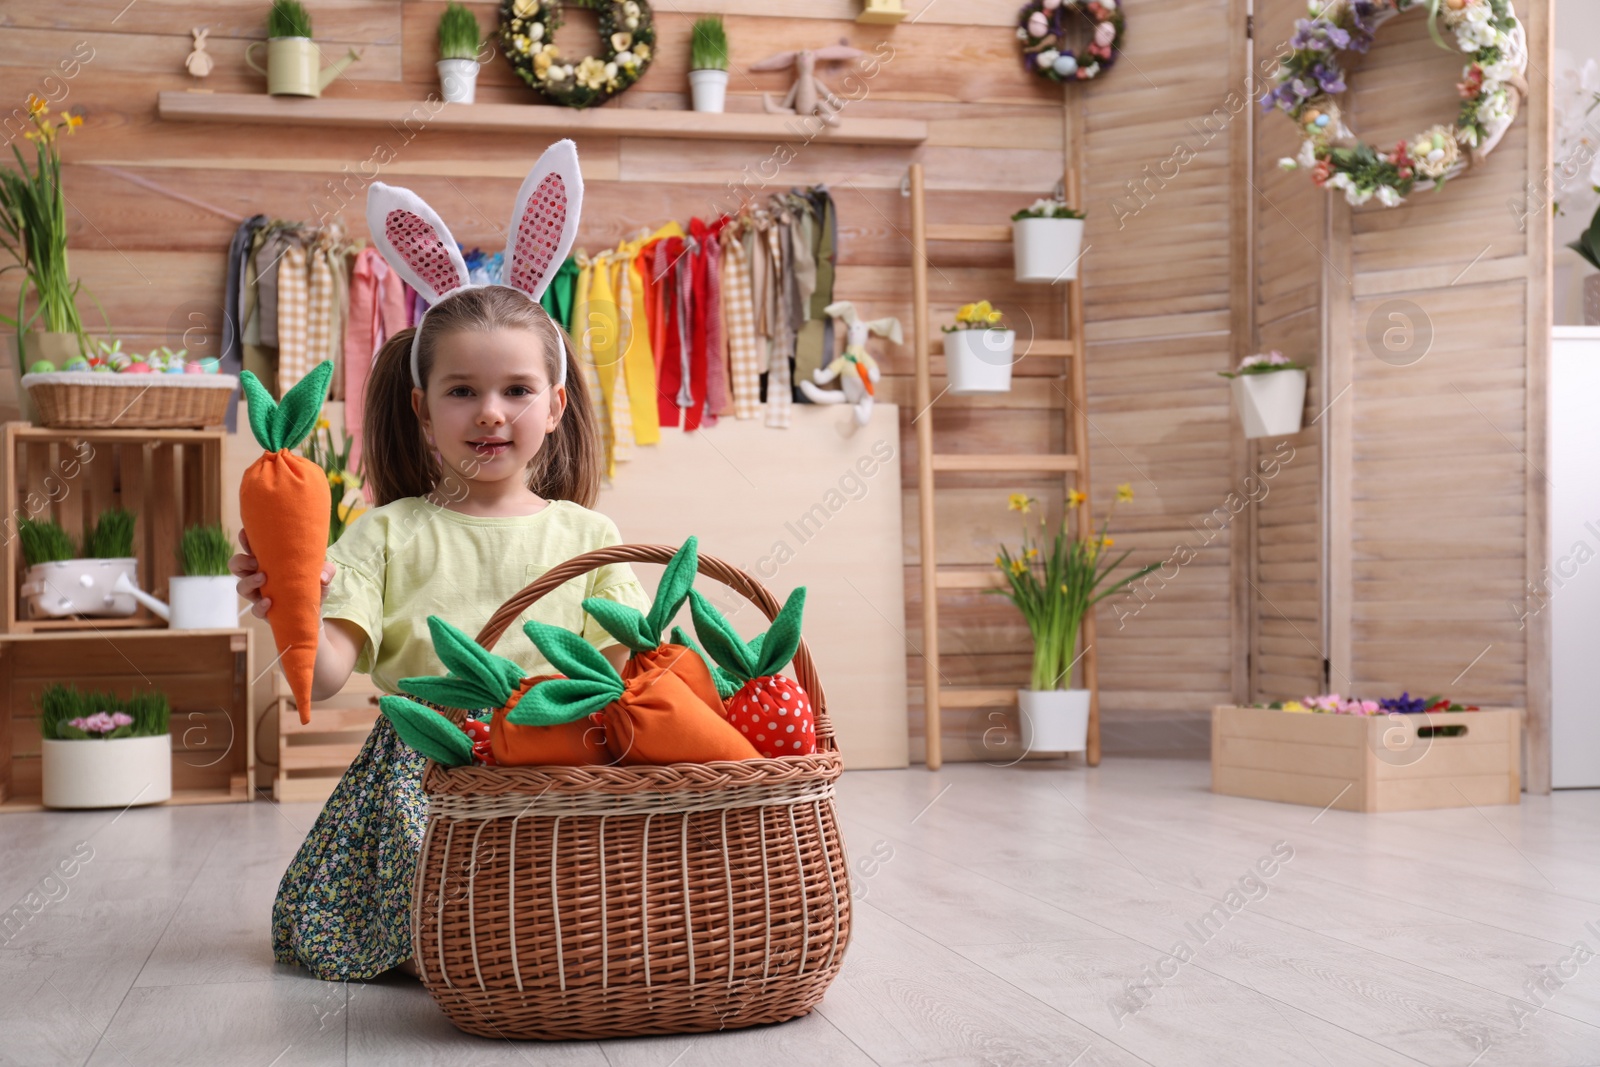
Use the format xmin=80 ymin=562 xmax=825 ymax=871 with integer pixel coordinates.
xmin=514 ymin=619 xmax=759 ymax=764
xmin=239 ymin=360 xmax=335 ymax=725
xmin=396 ymin=615 xmax=608 ymax=766
xmin=690 ymin=587 xmax=816 ymax=758
xmin=670 ymin=624 xmax=753 ymax=704
xmin=581 ymin=536 xmax=725 ymax=713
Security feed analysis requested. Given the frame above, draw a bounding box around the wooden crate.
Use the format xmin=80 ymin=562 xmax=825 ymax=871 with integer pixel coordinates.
xmin=0 ymin=423 xmax=225 ymax=633
xmin=0 ymin=627 xmax=255 ymax=811
xmin=273 ymin=670 xmax=382 ymax=804
xmin=1211 ymin=705 xmax=1521 ymax=813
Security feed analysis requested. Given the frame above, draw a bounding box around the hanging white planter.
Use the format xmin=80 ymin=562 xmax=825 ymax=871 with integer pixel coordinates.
xmin=1018 ymin=689 xmax=1090 ymax=753
xmin=944 ymin=328 xmax=1015 ymax=394
xmin=1013 ymin=217 xmax=1085 ymax=283
xmin=20 ymin=558 xmax=140 ymax=619
xmin=42 ymin=734 xmax=172 ymax=809
xmin=689 ymin=68 xmax=729 ymax=113
xmin=1231 ymin=369 xmax=1307 ymax=439
xmin=437 ymin=58 xmax=479 ymax=104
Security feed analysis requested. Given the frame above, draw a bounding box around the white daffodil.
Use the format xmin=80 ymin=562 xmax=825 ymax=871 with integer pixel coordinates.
xmin=1376 ymin=185 xmax=1402 ymax=207
xmin=1037 ymin=48 xmax=1060 ymax=67
xmin=1278 ymin=156 xmax=1299 ymax=170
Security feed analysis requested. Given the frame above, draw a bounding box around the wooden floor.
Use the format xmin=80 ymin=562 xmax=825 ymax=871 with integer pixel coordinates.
xmin=3 ymin=757 xmax=1600 ymax=1066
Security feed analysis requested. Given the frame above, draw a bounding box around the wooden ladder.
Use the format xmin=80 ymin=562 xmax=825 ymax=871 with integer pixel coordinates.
xmin=906 ymin=162 xmax=1099 ymax=771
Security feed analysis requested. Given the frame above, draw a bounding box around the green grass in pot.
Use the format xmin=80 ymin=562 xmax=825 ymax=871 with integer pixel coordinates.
xmin=38 ymin=683 xmax=170 ymax=739
xmin=268 ymin=0 xmax=313 ymax=39
xmin=438 ymin=2 xmax=482 ymax=61
xmin=18 ymin=517 xmax=75 ymax=566
xmin=180 ymin=523 xmax=233 ymax=577
xmin=84 ymin=507 xmax=135 ymax=558
xmin=690 ymin=16 xmax=729 ymax=71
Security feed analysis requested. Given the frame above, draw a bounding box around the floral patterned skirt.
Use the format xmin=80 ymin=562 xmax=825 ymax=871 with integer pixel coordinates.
xmin=271 ymin=714 xmax=429 ymax=981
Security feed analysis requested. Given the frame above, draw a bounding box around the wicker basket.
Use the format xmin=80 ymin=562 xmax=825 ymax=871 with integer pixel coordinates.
xmin=22 ymin=372 xmax=238 ymax=429
xmin=414 ymin=544 xmax=852 ymax=1040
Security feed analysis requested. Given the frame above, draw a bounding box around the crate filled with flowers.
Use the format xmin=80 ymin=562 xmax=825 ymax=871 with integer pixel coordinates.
xmin=1211 ymin=692 xmax=1520 ymax=812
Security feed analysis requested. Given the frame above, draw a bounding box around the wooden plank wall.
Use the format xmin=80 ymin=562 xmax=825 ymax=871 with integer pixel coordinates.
xmin=1333 ymin=8 xmax=1551 ymax=789
xmin=1251 ymin=0 xmax=1329 ymax=703
xmin=1073 ymin=0 xmax=1250 ymax=750
xmin=0 ymin=0 xmax=1077 ymax=763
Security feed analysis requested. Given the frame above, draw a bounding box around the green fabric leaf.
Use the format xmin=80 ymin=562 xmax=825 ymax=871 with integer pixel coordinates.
xmin=523 ymin=620 xmax=619 ymax=688
xmin=646 ymin=536 xmax=700 ymax=637
xmin=753 ymin=587 xmax=806 ymax=677
xmin=425 ymin=615 xmax=524 ymax=705
xmin=582 ymin=597 xmax=655 ymax=652
xmin=397 ymin=674 xmax=499 ymax=711
xmin=672 ymin=624 xmax=741 ymax=700
xmin=238 ymin=360 xmax=334 ymax=452
xmin=378 ymin=695 xmax=473 ymax=766
xmin=506 ymin=677 xmax=620 ymax=726
xmin=688 ymin=589 xmax=757 ymax=682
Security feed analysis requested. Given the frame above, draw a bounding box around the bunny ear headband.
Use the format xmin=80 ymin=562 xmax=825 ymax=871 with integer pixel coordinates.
xmin=365 ymin=139 xmax=584 ymax=391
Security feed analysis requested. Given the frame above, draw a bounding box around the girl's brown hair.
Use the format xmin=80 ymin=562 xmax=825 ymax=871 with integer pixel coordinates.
xmin=364 ymin=286 xmax=601 ymax=509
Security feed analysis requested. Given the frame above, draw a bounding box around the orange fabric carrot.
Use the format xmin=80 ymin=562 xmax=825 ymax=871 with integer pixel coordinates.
xmin=239 ymin=361 xmax=335 ymax=725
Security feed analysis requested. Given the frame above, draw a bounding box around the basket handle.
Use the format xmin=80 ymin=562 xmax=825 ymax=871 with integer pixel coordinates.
xmin=472 ymin=544 xmax=834 ymax=746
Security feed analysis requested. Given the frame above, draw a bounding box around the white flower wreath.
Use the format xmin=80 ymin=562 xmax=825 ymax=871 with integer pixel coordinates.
xmin=500 ymin=0 xmax=655 ymax=109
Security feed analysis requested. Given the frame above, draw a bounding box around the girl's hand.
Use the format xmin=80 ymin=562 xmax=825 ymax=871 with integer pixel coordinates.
xmin=231 ymin=527 xmax=336 ymax=619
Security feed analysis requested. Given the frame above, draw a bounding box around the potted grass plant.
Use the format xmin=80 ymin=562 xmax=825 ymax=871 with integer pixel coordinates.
xmin=39 ymin=684 xmax=172 ymax=808
xmin=18 ymin=509 xmax=140 ymax=619
xmin=993 ymin=487 xmax=1156 ymax=753
xmin=114 ymin=524 xmax=243 ymax=630
xmin=1011 ymin=196 xmax=1087 ymax=283
xmin=1220 ymin=350 xmax=1308 ymax=438
xmin=689 ymin=16 xmax=730 ymax=113
xmin=437 ymin=1 xmax=484 ymax=104
xmin=0 ymin=97 xmax=96 ymax=421
xmin=942 ymin=300 xmax=1016 ymax=394
xmin=244 ymin=0 xmax=362 ymax=98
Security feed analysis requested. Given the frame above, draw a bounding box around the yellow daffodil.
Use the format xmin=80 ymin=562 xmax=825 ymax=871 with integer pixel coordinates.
xmin=1099 ymin=536 xmax=1114 ymax=547
xmin=1026 ymin=547 xmax=1038 ymax=559
xmin=27 ymin=95 xmax=47 ymax=117
xmin=328 ymin=471 xmax=344 ymax=486
xmin=1116 ymin=483 xmax=1134 ymax=503
xmin=337 ymin=502 xmax=366 ymax=524
xmin=985 ymin=310 xmax=1003 ymax=325
xmin=317 ymin=417 xmax=330 ymax=430
xmin=994 ymin=554 xmax=1005 ymax=568
xmin=1009 ymin=558 xmax=1028 ymax=576
xmin=1281 ymin=700 xmax=1310 ymax=713
xmin=61 ymin=112 xmax=81 ymax=133
xmin=1067 ymin=489 xmax=1086 ymax=508
xmin=1007 ymin=492 xmax=1034 ymax=513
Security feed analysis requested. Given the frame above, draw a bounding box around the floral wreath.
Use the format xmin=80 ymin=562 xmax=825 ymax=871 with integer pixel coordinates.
xmin=1268 ymin=0 xmax=1527 ymax=208
xmin=499 ymin=0 xmax=655 ymax=109
xmin=1015 ymin=0 xmax=1124 ymax=83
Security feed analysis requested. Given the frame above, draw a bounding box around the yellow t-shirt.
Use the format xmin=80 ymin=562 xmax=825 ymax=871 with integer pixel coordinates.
xmin=320 ymin=496 xmax=650 ymax=695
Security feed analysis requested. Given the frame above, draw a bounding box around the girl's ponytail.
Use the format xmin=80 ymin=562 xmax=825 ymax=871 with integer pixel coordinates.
xmin=528 ymin=325 xmax=601 ymax=509
xmin=363 ymin=327 xmax=438 ymax=507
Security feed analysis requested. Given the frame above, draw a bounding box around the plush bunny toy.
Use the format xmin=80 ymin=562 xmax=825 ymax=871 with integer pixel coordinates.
xmin=799 ymin=300 xmax=902 ymax=426
xmin=365 ymin=138 xmax=583 ymax=390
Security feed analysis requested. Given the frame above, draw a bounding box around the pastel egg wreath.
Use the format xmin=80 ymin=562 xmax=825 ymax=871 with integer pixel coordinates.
xmin=1267 ymin=0 xmax=1527 ymax=208
xmin=499 ymin=0 xmax=655 ymax=109
xmin=1015 ymin=0 xmax=1125 ymax=84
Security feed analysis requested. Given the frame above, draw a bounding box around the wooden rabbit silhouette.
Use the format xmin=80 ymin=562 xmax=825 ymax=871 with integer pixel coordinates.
xmin=748 ymin=44 xmax=864 ymax=127
xmin=186 ymin=27 xmax=214 ymax=78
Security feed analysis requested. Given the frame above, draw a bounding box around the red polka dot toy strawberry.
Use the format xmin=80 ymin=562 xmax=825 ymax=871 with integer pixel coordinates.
xmin=689 ymin=586 xmax=816 ymax=759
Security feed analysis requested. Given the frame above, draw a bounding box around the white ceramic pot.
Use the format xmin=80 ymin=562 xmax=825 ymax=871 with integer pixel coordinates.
xmin=1231 ymin=369 xmax=1307 ymax=439
xmin=20 ymin=558 xmax=139 ymax=618
xmin=1013 ymin=217 xmax=1085 ymax=283
xmin=1017 ymin=689 xmax=1090 ymax=753
xmin=169 ymin=575 xmax=244 ymax=630
xmin=437 ymin=58 xmax=479 ymax=104
xmin=944 ymin=329 xmax=1015 ymax=394
xmin=42 ymin=734 xmax=172 ymax=809
xmin=689 ymin=68 xmax=729 ymax=113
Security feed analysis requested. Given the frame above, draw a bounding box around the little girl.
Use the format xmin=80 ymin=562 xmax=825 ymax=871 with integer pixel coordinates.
xmin=232 ymin=282 xmax=650 ymax=981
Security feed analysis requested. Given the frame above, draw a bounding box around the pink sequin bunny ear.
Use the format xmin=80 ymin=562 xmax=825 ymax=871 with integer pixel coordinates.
xmin=365 ymin=180 xmax=470 ymax=306
xmin=504 ymin=139 xmax=583 ymax=303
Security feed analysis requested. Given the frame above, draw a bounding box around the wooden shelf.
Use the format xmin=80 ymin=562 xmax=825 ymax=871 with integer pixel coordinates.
xmin=157 ymin=91 xmax=929 ymax=147
xmin=0 ymin=627 xmax=256 ymax=812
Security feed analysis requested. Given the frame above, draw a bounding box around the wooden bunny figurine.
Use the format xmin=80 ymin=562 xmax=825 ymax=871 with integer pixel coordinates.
xmin=185 ymin=27 xmax=214 ymax=78
xmin=800 ymin=300 xmax=901 ymax=426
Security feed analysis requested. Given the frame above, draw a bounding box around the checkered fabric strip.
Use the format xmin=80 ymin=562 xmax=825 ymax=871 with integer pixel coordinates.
xmin=300 ymin=239 xmax=335 ymax=394
xmin=764 ymin=225 xmax=792 ymax=429
xmin=277 ymin=241 xmax=310 ymax=394
xmin=719 ymin=235 xmax=761 ymax=420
